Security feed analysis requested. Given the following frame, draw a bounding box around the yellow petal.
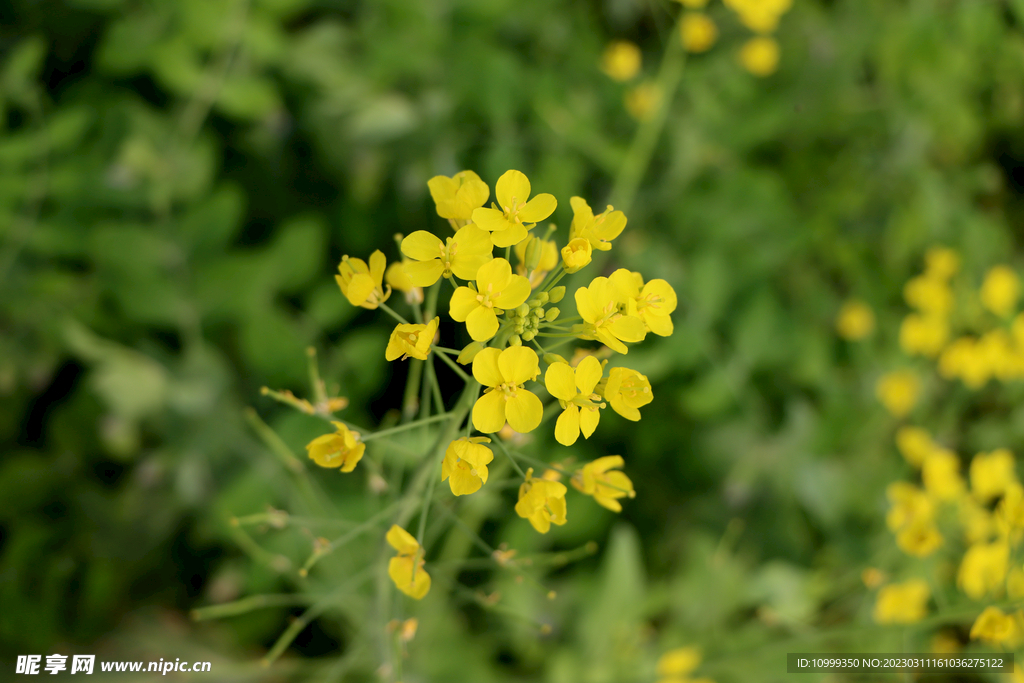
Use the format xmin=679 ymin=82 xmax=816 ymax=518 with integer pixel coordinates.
xmin=386 ymin=525 xmax=420 ymax=555
xmin=575 ymin=285 xmax=602 ymax=323
xmin=449 ymin=286 xmax=478 ymax=321
xmin=575 ymin=356 xmax=603 ymax=394
xmin=369 ymin=250 xmax=387 ymax=284
xmin=449 ymin=467 xmax=482 ymax=496
xmin=545 ymin=362 xmax=577 ymax=401
xmin=490 ymin=221 xmax=529 ymax=248
xmin=472 ymin=348 xmax=503 ymax=387
xmin=646 ymin=313 xmax=674 ymax=337
xmin=403 ymin=259 xmax=445 ymax=287
xmin=493 ymin=274 xmax=532 ymax=309
xmin=476 ymin=257 xmax=513 ymax=289
xmin=344 ymin=273 xmax=375 ymax=306
xmin=610 ymin=315 xmax=646 ymax=343
xmin=466 ymin=306 xmax=499 ymax=341
xmin=402 ymin=231 xmax=443 ymax=261
xmin=472 ymin=390 xmax=507 ymax=433
xmin=505 ymin=389 xmax=543 ymax=433
xmin=496 ymin=169 xmax=531 ymax=209
xmin=554 ymin=405 xmax=581 ymax=446
xmin=450 ymin=224 xmax=493 ymax=280
xmin=579 ymin=406 xmax=600 ymax=438
xmin=499 ymin=346 xmax=539 ymax=384
xmin=518 ymin=193 xmax=557 ymax=223
xmin=388 ymin=555 xmax=431 ymax=599
xmin=471 ymin=207 xmax=508 ymax=234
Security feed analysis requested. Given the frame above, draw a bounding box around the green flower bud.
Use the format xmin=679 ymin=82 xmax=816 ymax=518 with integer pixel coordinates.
xmin=521 ymin=330 xmax=536 ymax=341
xmin=508 ymin=334 xmax=522 ymax=346
xmin=517 ymin=303 xmax=531 ymax=317
xmin=457 ymin=341 xmax=486 ymax=365
xmin=545 ymin=308 xmax=561 ymax=322
xmin=543 ymin=353 xmax=568 ymax=365
xmin=548 ymin=286 xmax=565 ymax=303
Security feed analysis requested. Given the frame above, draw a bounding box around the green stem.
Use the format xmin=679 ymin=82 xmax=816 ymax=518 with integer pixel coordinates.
xmin=425 ymin=280 xmax=441 ymax=319
xmin=402 ymin=359 xmax=423 ymax=422
xmin=360 ymin=413 xmax=452 ymax=442
xmin=191 ymin=594 xmax=312 ymax=621
xmin=434 ymin=346 xmax=472 ymax=382
xmin=491 ymin=436 xmax=527 ymax=478
xmin=378 ymin=302 xmax=409 ymax=326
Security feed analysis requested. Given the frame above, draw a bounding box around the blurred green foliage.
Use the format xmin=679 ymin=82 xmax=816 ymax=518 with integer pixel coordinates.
xmin=6 ymin=0 xmax=1024 ymax=679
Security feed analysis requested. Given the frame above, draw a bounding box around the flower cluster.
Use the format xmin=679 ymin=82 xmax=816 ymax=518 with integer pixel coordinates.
xmin=670 ymin=0 xmax=792 ymax=76
xmin=305 ymin=169 xmax=673 ymax=599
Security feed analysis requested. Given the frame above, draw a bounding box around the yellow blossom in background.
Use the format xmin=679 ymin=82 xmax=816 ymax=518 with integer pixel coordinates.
xmin=336 ymin=251 xmax=391 ymax=309
xmin=625 ymin=81 xmax=661 ymax=121
xmin=960 ymin=498 xmax=996 ymax=545
xmin=971 ymin=449 xmax=1017 ymax=502
xmin=599 ymin=366 xmax=654 ymax=421
xmin=724 ymin=0 xmax=793 ymax=33
xmin=938 ymin=336 xmax=990 ymax=389
xmin=545 ymin=357 xmax=605 ymax=446
xmin=657 ymin=646 xmax=701 ymax=679
xmin=930 ymin=631 xmax=961 ymax=654
xmin=996 ymin=483 xmax=1024 ymax=541
xmin=886 ymin=481 xmax=934 ymax=531
xmin=568 ymin=196 xmax=627 ymax=252
xmin=472 ymin=346 xmax=543 ymax=434
xmin=385 ymin=317 xmax=439 ymax=362
xmin=401 ymin=224 xmax=493 ymax=286
xmin=896 ymin=521 xmax=943 ymax=557
xmin=739 ymin=36 xmax=780 ymax=76
xmin=674 ymin=0 xmax=709 ymax=7
xmin=472 ymin=170 xmax=557 ymax=248
xmin=875 ymin=370 xmax=920 ymax=418
xmin=1008 ymin=567 xmax=1024 ymax=599
xmin=922 ymin=448 xmax=965 ymax=501
xmin=426 ymin=170 xmax=489 ymax=222
xmin=680 ymin=13 xmax=718 ymax=53
xmin=515 ymin=467 xmax=568 ymax=533
xmin=873 ymin=578 xmax=930 ymax=624
xmin=925 ymin=246 xmax=960 ymax=280
xmin=573 ymin=277 xmax=646 ymax=353
xmin=514 ymin=234 xmax=558 ymax=286
xmin=971 ymin=606 xmax=1023 ymax=647
xmin=895 ymin=426 xmax=935 ymax=468
xmin=835 ymin=300 xmax=874 ymax=340
xmin=561 ymin=237 xmax=593 ymax=274
xmin=899 ymin=314 xmax=949 ymax=357
xmin=861 ymin=567 xmax=885 ymax=589
xmin=450 ymin=258 xmax=531 ymax=342
xmin=441 ymin=437 xmax=494 ymax=496
xmin=306 ymin=421 xmax=365 ymax=472
xmin=386 ymin=525 xmax=430 ymax=600
xmin=385 ymin=260 xmax=423 ymax=304
xmin=572 ymin=455 xmax=634 ymax=512
xmin=600 ymin=40 xmax=642 ymax=82
xmin=904 ymin=275 xmax=954 ymax=315
xmin=959 ymin=541 xmax=1010 ymax=600
xmin=610 ymin=269 xmax=678 ymax=337
xmin=981 ymin=265 xmax=1021 ymax=317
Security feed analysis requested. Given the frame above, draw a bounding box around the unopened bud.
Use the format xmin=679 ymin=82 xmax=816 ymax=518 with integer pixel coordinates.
xmin=508 ymin=334 xmax=522 ymax=346
xmin=521 ymin=330 xmax=536 ymax=341
xmin=545 ymin=308 xmax=561 ymax=322
xmin=533 ymin=308 xmax=545 ymax=320
xmin=517 ymin=303 xmax=530 ymax=317
xmin=543 ymin=353 xmax=568 ymax=365
xmin=457 ymin=341 xmax=486 ymax=365
xmin=548 ymin=286 xmax=565 ymax=303
xmin=514 ymin=323 xmax=525 ymax=334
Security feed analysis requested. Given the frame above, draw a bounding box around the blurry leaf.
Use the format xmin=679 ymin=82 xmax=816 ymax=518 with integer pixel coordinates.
xmin=733 ymin=289 xmax=790 ymax=369
xmin=579 ymin=524 xmax=646 ymax=665
xmin=239 ymin=305 xmax=309 ymax=386
xmin=179 ymin=184 xmax=245 ymax=254
xmin=747 ymin=561 xmax=816 ymax=627
xmin=265 ymin=214 xmax=327 ymax=291
xmin=350 ymin=93 xmax=418 ymax=142
xmin=688 ymin=250 xmax=730 ymax=322
xmin=1 ymin=36 xmax=46 ymax=102
xmin=680 ymin=368 xmax=735 ymax=418
xmin=98 ymin=16 xmax=165 ymax=74
xmin=217 ymin=75 xmax=280 ymax=120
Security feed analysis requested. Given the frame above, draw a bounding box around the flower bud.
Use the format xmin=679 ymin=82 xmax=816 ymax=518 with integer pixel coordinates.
xmin=548 ymin=286 xmax=565 ymax=303
xmin=518 ymin=303 xmax=531 ymax=317
xmin=521 ymin=330 xmax=536 ymax=341
xmin=561 ymin=237 xmax=593 ymax=273
xmin=544 ymin=353 xmax=568 ymax=365
xmin=457 ymin=341 xmax=486 ymax=365
xmin=508 ymin=334 xmax=522 ymax=346
xmin=545 ymin=308 xmax=561 ymax=322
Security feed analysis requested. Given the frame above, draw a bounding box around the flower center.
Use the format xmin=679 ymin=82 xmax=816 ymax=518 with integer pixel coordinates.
xmin=476 ymin=282 xmax=499 ymax=308
xmin=501 ymin=196 xmax=523 ymax=225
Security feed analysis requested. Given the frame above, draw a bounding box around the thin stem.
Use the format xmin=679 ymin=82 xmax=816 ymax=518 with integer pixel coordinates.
xmin=425 ymin=280 xmax=441 ymax=319
xmin=491 ymin=435 xmax=527 ymax=478
xmin=191 ymin=594 xmax=312 ymax=621
xmin=434 ymin=346 xmax=472 ymax=382
xmin=378 ymin=302 xmax=410 ymax=326
xmin=401 ymin=359 xmax=423 ymax=422
xmin=306 ymin=347 xmax=328 ymax=406
xmin=360 ymin=413 xmax=452 ymax=442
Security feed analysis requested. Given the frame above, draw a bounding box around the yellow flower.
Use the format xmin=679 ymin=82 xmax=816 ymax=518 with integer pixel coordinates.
xmin=426 ymin=170 xmax=490 ymax=222
xmin=885 ymin=481 xmax=935 ymax=531
xmin=922 ymin=448 xmax=965 ymax=502
xmin=514 ymin=234 xmax=559 ymax=286
xmin=385 ymin=260 xmax=423 ymax=304
xmin=939 ymin=336 xmax=991 ymax=389
xmin=472 ymin=346 xmax=543 ymax=434
xmin=959 ymin=541 xmax=1010 ymax=600
xmin=873 ymin=578 xmax=930 ymax=624
xmin=335 ymin=251 xmax=391 ymax=309
xmin=1008 ymin=567 xmax=1024 ymax=599
xmin=657 ymin=646 xmax=701 ymax=678
xmin=561 ymin=237 xmax=593 ymax=274
xmin=960 ymin=498 xmax=996 ymax=545
xmin=724 ymin=0 xmax=792 ymax=33
xmin=895 ymin=426 xmax=935 ymax=468
xmin=925 ymin=246 xmax=960 ymax=280
xmin=680 ymin=13 xmax=718 ymax=52
xmin=904 ymin=275 xmax=954 ymax=315
xmin=930 ymin=630 xmax=961 ymax=654
xmin=875 ymin=370 xmax=919 ymax=418
xmin=981 ymin=265 xmax=1020 ymax=317
xmin=835 ymin=300 xmax=875 ymax=340
xmin=573 ymin=277 xmax=646 ymax=353
xmin=471 ymin=170 xmax=557 ymax=249
xmin=441 ymin=436 xmax=494 ymax=496
xmin=674 ymin=0 xmax=709 ymax=8
xmin=571 ymin=455 xmax=634 ymax=512
xmin=386 ymin=525 xmax=430 ymax=600
xmin=400 ymin=224 xmax=493 ymax=287
xmin=970 ymin=607 xmax=1024 ymax=647
xmin=739 ymin=37 xmax=779 ymax=77
xmin=385 ymin=317 xmax=439 ymax=362
xmin=545 ymin=357 xmax=606 ymax=446
xmin=305 ymin=422 xmax=365 ymax=472
xmin=600 ymin=40 xmax=642 ymax=82
xmin=899 ymin=313 xmax=949 ymax=357
xmin=599 ymin=366 xmax=653 ymax=421
xmin=450 ymin=258 xmax=531 ymax=342
xmin=568 ymin=196 xmax=627 ymax=252
xmin=609 ymin=269 xmax=678 ymax=337
xmin=896 ymin=521 xmax=943 ymax=557
xmin=625 ymin=81 xmax=661 ymax=121
xmin=515 ymin=468 xmax=568 ymax=533
xmin=997 ymin=483 xmax=1024 ymax=542
xmin=861 ymin=567 xmax=886 ymax=589
xmin=971 ymin=449 xmax=1017 ymax=503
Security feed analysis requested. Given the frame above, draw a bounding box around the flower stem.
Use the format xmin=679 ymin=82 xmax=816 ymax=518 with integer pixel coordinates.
xmin=491 ymin=435 xmax=527 ymax=478
xmin=360 ymin=413 xmax=452 ymax=442
xmin=433 ymin=345 xmax=472 ymax=382
xmin=378 ymin=302 xmax=409 ymax=325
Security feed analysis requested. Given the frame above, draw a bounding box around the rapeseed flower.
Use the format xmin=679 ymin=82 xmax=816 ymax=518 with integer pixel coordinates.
xmin=545 ymin=357 xmax=605 ymax=446
xmin=599 ymin=366 xmax=653 ymax=421
xmin=875 ymin=370 xmax=919 ymax=418
xmin=960 ymin=498 xmax=996 ymax=545
xmin=609 ymin=269 xmax=677 ymax=337
xmin=336 ymin=251 xmax=391 ymax=309
xmin=561 ymin=237 xmax=593 ymax=274
xmin=386 ymin=525 xmax=430 ymax=600
xmin=385 ymin=260 xmax=423 ymax=304
xmin=569 ymin=197 xmax=626 ymax=252
xmin=836 ymin=300 xmax=874 ymax=340
xmin=980 ymin=265 xmax=1020 ymax=317
xmin=514 ymin=234 xmax=558 ymax=286
xmin=515 ymin=467 xmax=568 ymax=533
xmin=899 ymin=314 xmax=949 ymax=357
xmin=970 ymin=449 xmax=1017 ymax=503
xmin=600 ymin=41 xmax=642 ymax=82
xmin=656 ymin=646 xmax=701 ymax=679
xmin=306 ymin=422 xmax=365 ymax=472
xmin=958 ymin=540 xmax=1009 ymax=600
xmin=471 ymin=346 xmax=543 ymax=434
xmin=385 ymin=317 xmax=439 ymax=362
xmin=896 ymin=521 xmax=943 ymax=557
xmin=895 ymin=426 xmax=935 ymax=468
xmin=970 ymin=607 xmax=1023 ymax=647
xmin=873 ymin=579 xmax=929 ymax=624
xmin=739 ymin=37 xmax=779 ymax=76
xmin=450 ymin=258 xmax=531 ymax=342
xmin=472 ymin=170 xmax=556 ymax=248
xmin=680 ymin=13 xmax=717 ymax=53
xmin=904 ymin=275 xmax=954 ymax=315
xmin=427 ymin=170 xmax=489 ymax=222
xmin=939 ymin=336 xmax=991 ymax=388
xmin=922 ymin=448 xmax=965 ymax=501
xmin=441 ymin=437 xmax=494 ymax=496
xmin=925 ymin=246 xmax=960 ymax=280
xmin=724 ymin=0 xmax=792 ymax=33
xmin=574 ymin=277 xmax=646 ymax=353
xmin=571 ymin=455 xmax=634 ymax=512
xmin=401 ymin=224 xmax=493 ymax=286
xmin=885 ymin=481 xmax=935 ymax=531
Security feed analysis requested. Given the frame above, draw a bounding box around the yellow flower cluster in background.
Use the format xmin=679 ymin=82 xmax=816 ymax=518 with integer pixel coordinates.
xmin=655 ymin=646 xmax=715 ymax=683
